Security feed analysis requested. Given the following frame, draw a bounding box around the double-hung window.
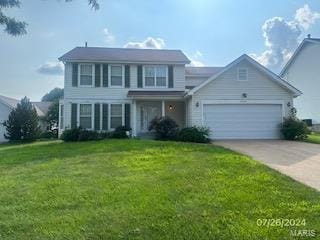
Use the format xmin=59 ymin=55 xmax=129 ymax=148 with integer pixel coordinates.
xmin=110 ymin=104 xmax=123 ymax=129
xmin=79 ymin=104 xmax=92 ymax=129
xmin=144 ymin=66 xmax=167 ymax=87
xmin=79 ymin=64 xmax=93 ymax=86
xmin=110 ymin=65 xmax=123 ymax=87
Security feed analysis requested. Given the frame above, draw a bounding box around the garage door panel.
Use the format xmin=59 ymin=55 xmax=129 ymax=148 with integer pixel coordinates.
xmin=203 ymin=104 xmax=282 ymax=139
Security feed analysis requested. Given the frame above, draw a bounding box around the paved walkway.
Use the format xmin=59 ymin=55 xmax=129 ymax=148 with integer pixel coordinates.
xmin=214 ymin=140 xmax=320 ymax=191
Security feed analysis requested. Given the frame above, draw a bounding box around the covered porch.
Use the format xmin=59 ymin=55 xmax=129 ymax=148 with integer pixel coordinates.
xmin=128 ymin=91 xmax=186 ymax=136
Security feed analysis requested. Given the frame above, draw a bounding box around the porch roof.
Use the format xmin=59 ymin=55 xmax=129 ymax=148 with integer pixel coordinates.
xmin=127 ymin=91 xmax=186 ymax=99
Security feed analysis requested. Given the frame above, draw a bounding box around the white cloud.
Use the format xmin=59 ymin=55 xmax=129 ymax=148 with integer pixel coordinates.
xmin=103 ymin=28 xmax=115 ymax=44
xmin=187 ymin=50 xmax=205 ymax=67
xmin=37 ymin=62 xmax=64 ymax=75
xmin=123 ymin=37 xmax=166 ymax=49
xmin=295 ymin=4 xmax=320 ymax=30
xmin=251 ymin=4 xmax=320 ymax=73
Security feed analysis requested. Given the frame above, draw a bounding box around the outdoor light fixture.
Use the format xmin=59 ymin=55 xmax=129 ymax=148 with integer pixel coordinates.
xmin=287 ymin=102 xmax=291 ymax=107
xmin=242 ymin=93 xmax=247 ymax=98
xmin=196 ymin=102 xmax=200 ymax=107
xmin=169 ymin=105 xmax=173 ymax=110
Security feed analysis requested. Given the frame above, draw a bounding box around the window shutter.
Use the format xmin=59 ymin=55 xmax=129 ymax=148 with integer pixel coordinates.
xmin=125 ymin=103 xmax=131 ymax=129
xmin=71 ymin=103 xmax=77 ymax=128
xmin=102 ymin=64 xmax=108 ymax=87
xmin=95 ymin=64 xmax=101 ymax=87
xmin=137 ymin=65 xmax=143 ymax=88
xmin=102 ymin=103 xmax=109 ymax=130
xmin=125 ymin=65 xmax=130 ymax=88
xmin=72 ymin=63 xmax=78 ymax=87
xmin=94 ymin=103 xmax=101 ymax=131
xmin=168 ymin=65 xmax=174 ymax=88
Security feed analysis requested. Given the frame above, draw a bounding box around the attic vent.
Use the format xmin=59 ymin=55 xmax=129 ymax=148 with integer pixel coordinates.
xmin=238 ymin=68 xmax=248 ymax=81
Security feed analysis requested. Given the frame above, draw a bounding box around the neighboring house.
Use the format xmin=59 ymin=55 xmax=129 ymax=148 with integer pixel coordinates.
xmin=58 ymin=47 xmax=301 ymax=139
xmin=280 ymin=36 xmax=320 ymax=126
xmin=0 ymin=95 xmax=52 ymax=142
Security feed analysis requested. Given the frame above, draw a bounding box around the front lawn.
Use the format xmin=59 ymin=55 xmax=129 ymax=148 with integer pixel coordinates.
xmin=0 ymin=140 xmax=319 ymax=239
xmin=305 ymin=132 xmax=320 ymax=144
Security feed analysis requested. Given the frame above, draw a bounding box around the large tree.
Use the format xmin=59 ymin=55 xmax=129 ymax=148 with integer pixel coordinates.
xmin=45 ymin=101 xmax=59 ymax=129
xmin=41 ymin=87 xmax=64 ymax=102
xmin=1 ymin=0 xmax=99 ymax=36
xmin=4 ymin=96 xmax=40 ymax=141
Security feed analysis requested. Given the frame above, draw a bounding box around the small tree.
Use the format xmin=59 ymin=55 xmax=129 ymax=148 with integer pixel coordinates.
xmin=4 ymin=97 xmax=40 ymax=141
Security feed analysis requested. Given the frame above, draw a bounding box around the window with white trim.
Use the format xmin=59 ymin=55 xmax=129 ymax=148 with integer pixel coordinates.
xmin=80 ymin=104 xmax=92 ymax=129
xmin=110 ymin=104 xmax=123 ymax=129
xmin=110 ymin=65 xmax=123 ymax=86
xmin=60 ymin=105 xmax=64 ymax=129
xmin=238 ymin=68 xmax=248 ymax=81
xmin=79 ymin=64 xmax=93 ymax=86
xmin=144 ymin=66 xmax=167 ymax=87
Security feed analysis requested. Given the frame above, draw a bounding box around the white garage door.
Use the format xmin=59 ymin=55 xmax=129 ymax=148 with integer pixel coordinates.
xmin=203 ymin=104 xmax=282 ymax=139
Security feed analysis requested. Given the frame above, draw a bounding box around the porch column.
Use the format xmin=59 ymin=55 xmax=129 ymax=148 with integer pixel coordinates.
xmin=161 ymin=100 xmax=165 ymax=117
xmin=132 ymin=100 xmax=137 ymax=136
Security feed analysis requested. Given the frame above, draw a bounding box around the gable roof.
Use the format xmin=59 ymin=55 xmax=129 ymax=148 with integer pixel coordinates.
xmin=187 ymin=54 xmax=302 ymax=97
xmin=185 ymin=67 xmax=224 ymax=77
xmin=0 ymin=95 xmax=19 ymax=109
xmin=0 ymin=95 xmax=51 ymax=117
xmin=280 ymin=38 xmax=320 ymax=76
xmin=59 ymin=47 xmax=190 ymax=64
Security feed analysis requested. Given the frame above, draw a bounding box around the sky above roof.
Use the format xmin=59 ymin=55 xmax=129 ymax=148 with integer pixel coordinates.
xmin=1 ymin=0 xmax=320 ymax=101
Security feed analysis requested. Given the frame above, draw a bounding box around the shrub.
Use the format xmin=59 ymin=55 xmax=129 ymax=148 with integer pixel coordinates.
xmin=78 ymin=130 xmax=99 ymax=141
xmin=281 ymin=117 xmax=311 ymax=140
xmin=177 ymin=126 xmax=211 ymax=143
xmin=40 ymin=131 xmax=57 ymax=139
xmin=60 ymin=127 xmax=82 ymax=142
xmin=111 ymin=126 xmax=131 ymax=139
xmin=148 ymin=116 xmax=179 ymax=140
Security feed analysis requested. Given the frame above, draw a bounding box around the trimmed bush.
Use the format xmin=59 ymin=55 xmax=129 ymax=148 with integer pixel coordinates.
xmin=40 ymin=131 xmax=58 ymax=139
xmin=281 ymin=117 xmax=311 ymax=140
xmin=78 ymin=130 xmax=99 ymax=141
xmin=177 ymin=126 xmax=211 ymax=143
xmin=148 ymin=116 xmax=179 ymax=140
xmin=60 ymin=128 xmax=82 ymax=142
xmin=111 ymin=126 xmax=131 ymax=139
xmin=61 ymin=128 xmax=111 ymax=142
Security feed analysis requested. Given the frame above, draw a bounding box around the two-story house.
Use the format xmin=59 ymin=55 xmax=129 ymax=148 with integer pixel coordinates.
xmin=58 ymin=47 xmax=301 ymax=139
xmin=281 ymin=36 xmax=320 ymax=127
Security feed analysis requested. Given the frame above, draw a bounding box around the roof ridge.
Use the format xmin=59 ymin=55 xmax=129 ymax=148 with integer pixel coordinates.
xmin=75 ymin=46 xmax=183 ymax=52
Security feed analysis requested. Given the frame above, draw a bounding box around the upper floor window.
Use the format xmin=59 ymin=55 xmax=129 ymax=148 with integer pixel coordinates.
xmin=79 ymin=64 xmax=93 ymax=86
xmin=79 ymin=104 xmax=92 ymax=129
xmin=144 ymin=66 xmax=167 ymax=87
xmin=238 ymin=68 xmax=248 ymax=81
xmin=110 ymin=65 xmax=124 ymax=87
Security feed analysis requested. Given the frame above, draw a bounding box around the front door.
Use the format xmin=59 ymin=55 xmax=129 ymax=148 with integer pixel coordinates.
xmin=140 ymin=102 xmax=161 ymax=132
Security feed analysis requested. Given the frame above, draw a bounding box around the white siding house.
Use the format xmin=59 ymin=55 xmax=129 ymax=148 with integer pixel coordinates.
xmin=58 ymin=47 xmax=301 ymax=139
xmin=281 ymin=37 xmax=320 ymax=124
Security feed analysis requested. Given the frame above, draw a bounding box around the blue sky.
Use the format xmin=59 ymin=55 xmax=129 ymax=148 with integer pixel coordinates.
xmin=1 ymin=0 xmax=320 ymax=101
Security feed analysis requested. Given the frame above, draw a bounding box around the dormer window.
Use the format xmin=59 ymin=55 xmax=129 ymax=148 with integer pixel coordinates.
xmin=238 ymin=68 xmax=248 ymax=81
xmin=144 ymin=65 xmax=167 ymax=87
xmin=79 ymin=64 xmax=94 ymax=86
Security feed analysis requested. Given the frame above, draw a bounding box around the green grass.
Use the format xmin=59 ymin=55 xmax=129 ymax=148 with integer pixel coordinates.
xmin=0 ymin=139 xmax=319 ymax=239
xmin=305 ymin=133 xmax=320 ymax=144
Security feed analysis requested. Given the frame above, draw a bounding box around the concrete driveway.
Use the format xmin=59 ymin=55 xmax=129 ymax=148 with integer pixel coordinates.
xmin=214 ymin=140 xmax=320 ymax=191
